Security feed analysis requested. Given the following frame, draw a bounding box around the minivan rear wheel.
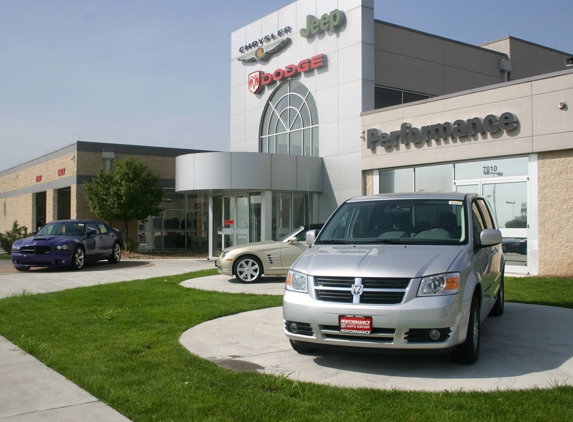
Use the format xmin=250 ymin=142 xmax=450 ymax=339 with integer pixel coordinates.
xmin=452 ymin=294 xmax=480 ymax=364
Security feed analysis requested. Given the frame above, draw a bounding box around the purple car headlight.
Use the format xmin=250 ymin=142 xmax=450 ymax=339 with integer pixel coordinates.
xmin=12 ymin=244 xmax=21 ymax=252
xmin=55 ymin=244 xmax=70 ymax=251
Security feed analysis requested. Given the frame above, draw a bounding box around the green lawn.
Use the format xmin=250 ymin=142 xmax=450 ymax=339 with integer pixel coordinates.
xmin=0 ymin=271 xmax=571 ymax=421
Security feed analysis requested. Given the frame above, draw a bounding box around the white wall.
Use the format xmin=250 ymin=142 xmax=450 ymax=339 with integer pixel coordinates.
xmin=230 ymin=0 xmax=375 ymax=221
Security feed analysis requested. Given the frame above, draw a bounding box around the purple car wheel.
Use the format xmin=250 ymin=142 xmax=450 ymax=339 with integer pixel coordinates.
xmin=71 ymin=247 xmax=85 ymax=270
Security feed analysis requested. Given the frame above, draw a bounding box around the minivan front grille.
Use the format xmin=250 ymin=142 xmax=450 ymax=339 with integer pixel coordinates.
xmin=314 ymin=277 xmax=410 ymax=305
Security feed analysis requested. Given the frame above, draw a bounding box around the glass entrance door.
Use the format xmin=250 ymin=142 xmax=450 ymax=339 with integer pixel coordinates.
xmin=221 ymin=196 xmax=249 ymax=249
xmin=456 ymin=180 xmax=528 ymax=273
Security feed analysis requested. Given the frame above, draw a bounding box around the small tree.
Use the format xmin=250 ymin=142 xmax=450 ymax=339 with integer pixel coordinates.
xmin=0 ymin=221 xmax=29 ymax=253
xmin=84 ymin=157 xmax=164 ymax=250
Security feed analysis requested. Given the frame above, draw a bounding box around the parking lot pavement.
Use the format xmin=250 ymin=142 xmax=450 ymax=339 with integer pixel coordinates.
xmin=180 ymin=274 xmax=573 ymax=392
xmin=0 ymin=258 xmax=214 ymax=421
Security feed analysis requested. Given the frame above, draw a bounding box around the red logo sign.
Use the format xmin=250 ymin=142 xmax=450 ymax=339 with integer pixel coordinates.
xmin=36 ymin=175 xmax=42 ymax=183
xmin=224 ymin=219 xmax=235 ymax=226
xmin=248 ymin=54 xmax=327 ymax=94
xmin=57 ymin=168 xmax=66 ymax=176
xmin=249 ymin=71 xmax=262 ymax=94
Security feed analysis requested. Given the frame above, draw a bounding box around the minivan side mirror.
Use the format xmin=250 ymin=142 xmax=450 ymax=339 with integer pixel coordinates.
xmin=305 ymin=230 xmax=317 ymax=245
xmin=480 ymin=229 xmax=502 ymax=247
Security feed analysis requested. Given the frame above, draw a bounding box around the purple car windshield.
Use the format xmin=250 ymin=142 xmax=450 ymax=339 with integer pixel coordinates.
xmin=37 ymin=222 xmax=86 ymax=236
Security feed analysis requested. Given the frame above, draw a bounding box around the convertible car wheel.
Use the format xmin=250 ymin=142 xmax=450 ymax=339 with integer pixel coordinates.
xmin=235 ymin=256 xmax=262 ymax=283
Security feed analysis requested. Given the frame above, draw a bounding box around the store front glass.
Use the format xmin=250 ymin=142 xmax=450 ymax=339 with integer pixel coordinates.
xmin=376 ymin=156 xmax=531 ymax=273
xmin=272 ymin=192 xmax=312 ymax=240
xmin=455 ymin=157 xmax=529 ymax=273
xmin=138 ymin=190 xmax=208 ymax=254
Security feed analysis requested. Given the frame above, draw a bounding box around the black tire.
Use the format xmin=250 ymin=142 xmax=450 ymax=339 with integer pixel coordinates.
xmin=452 ymin=294 xmax=480 ymax=364
xmin=234 ymin=256 xmax=262 ymax=283
xmin=70 ymin=246 xmax=85 ymax=270
xmin=108 ymin=242 xmax=122 ymax=264
xmin=489 ymin=276 xmax=504 ymax=317
xmin=15 ymin=267 xmax=30 ymax=272
xmin=290 ymin=340 xmax=318 ymax=354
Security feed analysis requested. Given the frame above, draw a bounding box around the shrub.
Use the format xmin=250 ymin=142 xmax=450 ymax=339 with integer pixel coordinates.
xmin=0 ymin=221 xmax=29 ymax=253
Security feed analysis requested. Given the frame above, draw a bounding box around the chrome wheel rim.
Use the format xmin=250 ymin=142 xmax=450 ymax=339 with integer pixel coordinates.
xmin=236 ymin=259 xmax=260 ymax=282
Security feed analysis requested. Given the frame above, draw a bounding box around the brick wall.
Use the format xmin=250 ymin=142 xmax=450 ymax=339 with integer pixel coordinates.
xmin=537 ymin=149 xmax=573 ymax=276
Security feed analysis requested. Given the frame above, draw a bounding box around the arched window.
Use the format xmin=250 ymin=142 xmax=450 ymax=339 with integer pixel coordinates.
xmin=259 ymin=81 xmax=319 ymax=156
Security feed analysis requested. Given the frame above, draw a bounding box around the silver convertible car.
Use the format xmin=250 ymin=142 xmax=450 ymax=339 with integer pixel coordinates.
xmin=283 ymin=192 xmax=505 ymax=364
xmin=215 ymin=224 xmax=323 ymax=283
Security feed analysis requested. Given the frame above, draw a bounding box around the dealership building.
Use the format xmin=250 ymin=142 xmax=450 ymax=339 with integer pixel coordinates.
xmin=2 ymin=0 xmax=573 ymax=276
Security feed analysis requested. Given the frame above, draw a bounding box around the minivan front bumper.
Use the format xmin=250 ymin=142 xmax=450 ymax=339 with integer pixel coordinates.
xmin=283 ymin=288 xmax=471 ymax=351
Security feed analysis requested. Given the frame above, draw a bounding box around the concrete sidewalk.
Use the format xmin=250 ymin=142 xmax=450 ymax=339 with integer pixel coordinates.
xmin=0 ymin=258 xmax=214 ymax=422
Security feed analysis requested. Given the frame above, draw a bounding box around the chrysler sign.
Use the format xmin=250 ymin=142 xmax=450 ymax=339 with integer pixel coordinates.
xmin=364 ymin=112 xmax=519 ymax=151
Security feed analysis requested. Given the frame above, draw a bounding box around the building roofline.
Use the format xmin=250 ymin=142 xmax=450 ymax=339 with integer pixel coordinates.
xmin=0 ymin=141 xmax=214 ymax=176
xmin=361 ymin=67 xmax=573 ymax=117
xmin=374 ymin=19 xmax=508 ymax=58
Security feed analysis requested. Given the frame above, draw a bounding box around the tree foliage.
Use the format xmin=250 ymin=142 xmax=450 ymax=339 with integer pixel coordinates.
xmin=0 ymin=220 xmax=29 ymax=253
xmin=84 ymin=157 xmax=164 ymax=248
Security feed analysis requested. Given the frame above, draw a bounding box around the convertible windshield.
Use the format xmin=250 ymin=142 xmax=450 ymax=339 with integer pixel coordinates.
xmin=37 ymin=222 xmax=86 ymax=236
xmin=277 ymin=226 xmax=305 ymax=242
xmin=316 ymin=199 xmax=467 ymax=245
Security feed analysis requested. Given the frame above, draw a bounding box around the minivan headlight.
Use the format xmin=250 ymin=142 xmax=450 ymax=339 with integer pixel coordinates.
xmin=285 ymin=270 xmax=308 ymax=293
xmin=418 ymin=273 xmax=460 ymax=296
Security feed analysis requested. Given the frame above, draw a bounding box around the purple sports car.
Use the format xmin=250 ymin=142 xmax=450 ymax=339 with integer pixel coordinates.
xmin=11 ymin=219 xmax=123 ymax=271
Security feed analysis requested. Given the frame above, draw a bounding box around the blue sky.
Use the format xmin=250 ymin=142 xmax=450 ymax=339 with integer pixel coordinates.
xmin=1 ymin=0 xmax=572 ymax=171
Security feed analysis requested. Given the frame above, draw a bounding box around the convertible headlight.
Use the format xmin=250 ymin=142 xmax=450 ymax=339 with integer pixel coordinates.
xmin=219 ymin=250 xmax=229 ymax=259
xmin=418 ymin=273 xmax=460 ymax=296
xmin=285 ymin=270 xmax=308 ymax=293
xmin=55 ymin=244 xmax=70 ymax=251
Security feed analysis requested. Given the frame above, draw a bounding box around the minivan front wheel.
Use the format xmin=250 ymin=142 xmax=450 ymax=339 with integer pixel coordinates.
xmin=489 ymin=276 xmax=504 ymax=317
xmin=452 ymin=295 xmax=480 ymax=364
xmin=290 ymin=340 xmax=318 ymax=354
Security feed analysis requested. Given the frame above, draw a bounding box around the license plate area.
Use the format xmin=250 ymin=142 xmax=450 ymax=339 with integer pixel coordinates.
xmin=339 ymin=315 xmax=372 ymax=334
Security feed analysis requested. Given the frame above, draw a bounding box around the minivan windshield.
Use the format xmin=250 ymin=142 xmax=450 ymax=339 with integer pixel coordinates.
xmin=316 ymin=199 xmax=467 ymax=245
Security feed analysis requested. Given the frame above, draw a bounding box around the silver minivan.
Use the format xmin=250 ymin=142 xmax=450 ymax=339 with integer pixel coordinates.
xmin=283 ymin=192 xmax=505 ymax=364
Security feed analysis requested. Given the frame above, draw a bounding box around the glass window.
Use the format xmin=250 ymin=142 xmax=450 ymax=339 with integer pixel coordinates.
xmin=272 ymin=192 xmax=291 ymax=240
xmin=379 ymin=168 xmax=413 ymax=193
xmin=292 ymin=192 xmax=311 ymax=228
xmin=483 ymin=182 xmax=527 ymax=229
xmin=375 ymin=87 xmax=402 ymax=109
xmin=403 ymin=91 xmax=429 ymax=104
xmin=375 ymin=86 xmax=431 ymax=109
xmin=455 ymin=157 xmax=529 ymax=180
xmin=249 ymin=193 xmax=261 ymax=243
xmin=471 ymin=202 xmax=486 ymax=243
xmin=260 ymin=81 xmax=319 ymax=157
xmin=415 ymin=164 xmax=453 ymax=192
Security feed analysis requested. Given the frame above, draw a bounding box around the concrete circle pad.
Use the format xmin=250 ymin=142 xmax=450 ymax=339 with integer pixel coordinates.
xmin=180 ymin=276 xmax=573 ymax=392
